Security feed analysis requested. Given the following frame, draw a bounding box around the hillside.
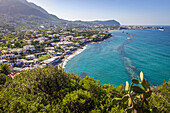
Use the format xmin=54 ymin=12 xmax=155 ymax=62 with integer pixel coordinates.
xmin=90 ymin=20 xmax=120 ymax=26
xmin=0 ymin=0 xmax=120 ymax=27
xmin=0 ymin=0 xmax=65 ymax=26
xmin=0 ymin=65 xmax=169 ymax=112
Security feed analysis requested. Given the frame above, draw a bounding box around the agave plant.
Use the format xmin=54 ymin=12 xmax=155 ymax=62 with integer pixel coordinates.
xmin=114 ymin=72 xmax=152 ymax=113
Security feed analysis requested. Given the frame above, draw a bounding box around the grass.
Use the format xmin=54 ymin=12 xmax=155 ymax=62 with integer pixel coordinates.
xmin=38 ymin=54 xmax=50 ymax=61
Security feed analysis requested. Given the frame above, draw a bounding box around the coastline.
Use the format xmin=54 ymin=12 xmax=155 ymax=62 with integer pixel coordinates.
xmin=59 ymin=34 xmax=112 ymax=69
xmin=61 ymin=45 xmax=87 ymax=69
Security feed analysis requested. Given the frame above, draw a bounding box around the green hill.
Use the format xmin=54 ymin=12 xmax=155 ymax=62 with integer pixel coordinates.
xmin=0 ymin=0 xmax=64 ymax=26
xmin=0 ymin=0 xmax=120 ymax=27
xmin=0 ymin=65 xmax=169 ymax=112
xmin=90 ymin=20 xmax=120 ymax=26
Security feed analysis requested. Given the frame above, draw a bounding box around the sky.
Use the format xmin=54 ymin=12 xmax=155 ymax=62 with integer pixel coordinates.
xmin=27 ymin=0 xmax=170 ymax=25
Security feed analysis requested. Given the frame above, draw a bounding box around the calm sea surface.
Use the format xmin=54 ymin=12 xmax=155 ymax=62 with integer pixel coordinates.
xmin=65 ymin=26 xmax=170 ymax=86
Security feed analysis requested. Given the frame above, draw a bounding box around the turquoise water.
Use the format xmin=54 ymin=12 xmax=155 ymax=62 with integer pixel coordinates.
xmin=65 ymin=26 xmax=170 ymax=86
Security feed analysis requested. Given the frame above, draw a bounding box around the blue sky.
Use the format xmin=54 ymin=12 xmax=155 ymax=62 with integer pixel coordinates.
xmin=27 ymin=0 xmax=170 ymax=25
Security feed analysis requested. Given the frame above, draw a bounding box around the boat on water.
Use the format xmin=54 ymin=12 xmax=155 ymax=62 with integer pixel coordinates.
xmin=127 ymin=37 xmax=131 ymax=40
xmin=158 ymin=28 xmax=165 ymax=31
xmin=158 ymin=27 xmax=165 ymax=31
xmin=122 ymin=30 xmax=124 ymax=33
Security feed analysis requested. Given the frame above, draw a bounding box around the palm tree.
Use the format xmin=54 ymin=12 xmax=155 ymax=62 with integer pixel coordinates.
xmin=0 ymin=64 xmax=11 ymax=75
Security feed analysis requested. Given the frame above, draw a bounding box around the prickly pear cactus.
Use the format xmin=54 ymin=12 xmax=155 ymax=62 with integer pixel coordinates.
xmin=114 ymin=72 xmax=152 ymax=113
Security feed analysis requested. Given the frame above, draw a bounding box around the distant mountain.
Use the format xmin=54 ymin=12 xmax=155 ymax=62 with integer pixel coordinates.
xmin=0 ymin=0 xmax=60 ymax=20
xmin=0 ymin=0 xmax=120 ymax=27
xmin=90 ymin=20 xmax=120 ymax=26
xmin=0 ymin=0 xmax=64 ymax=27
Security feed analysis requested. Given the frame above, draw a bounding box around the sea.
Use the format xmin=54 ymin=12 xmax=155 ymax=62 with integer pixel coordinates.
xmin=64 ymin=26 xmax=170 ymax=86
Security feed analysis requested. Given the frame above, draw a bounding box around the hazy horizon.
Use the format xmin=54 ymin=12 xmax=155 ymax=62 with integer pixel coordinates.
xmin=27 ymin=0 xmax=170 ymax=25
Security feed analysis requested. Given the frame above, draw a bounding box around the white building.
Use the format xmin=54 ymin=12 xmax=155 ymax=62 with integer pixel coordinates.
xmin=92 ymin=35 xmax=98 ymax=38
xmin=26 ymin=40 xmax=31 ymax=45
xmin=59 ymin=36 xmax=65 ymax=41
xmin=46 ymin=31 xmax=52 ymax=34
xmin=36 ymin=34 xmax=43 ymax=37
xmin=57 ymin=42 xmax=74 ymax=47
xmin=10 ymin=48 xmax=23 ymax=54
xmin=41 ymin=57 xmax=60 ymax=65
xmin=0 ymin=33 xmax=5 ymax=35
xmin=26 ymin=55 xmax=36 ymax=60
xmin=74 ymin=36 xmax=84 ymax=40
xmin=0 ymin=54 xmax=15 ymax=59
xmin=44 ymin=47 xmax=55 ymax=52
xmin=36 ymin=37 xmax=45 ymax=43
xmin=23 ymin=45 xmax=35 ymax=51
xmin=65 ymin=36 xmax=74 ymax=41
xmin=53 ymin=34 xmax=60 ymax=37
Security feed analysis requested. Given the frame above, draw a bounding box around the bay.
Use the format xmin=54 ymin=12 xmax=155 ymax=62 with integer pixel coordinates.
xmin=65 ymin=26 xmax=170 ymax=86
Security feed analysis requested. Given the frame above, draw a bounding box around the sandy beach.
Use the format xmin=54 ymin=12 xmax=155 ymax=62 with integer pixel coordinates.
xmin=58 ymin=35 xmax=112 ymax=69
xmin=59 ymin=45 xmax=88 ymax=69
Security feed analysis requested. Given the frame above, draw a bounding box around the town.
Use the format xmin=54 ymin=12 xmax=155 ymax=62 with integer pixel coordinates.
xmin=0 ymin=24 xmax=115 ymax=78
xmin=0 ymin=24 xmax=164 ymax=79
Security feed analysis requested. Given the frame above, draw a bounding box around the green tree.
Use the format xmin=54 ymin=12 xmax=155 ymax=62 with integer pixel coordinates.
xmin=0 ymin=65 xmax=169 ymax=112
xmin=0 ymin=64 xmax=11 ymax=75
xmin=0 ymin=74 xmax=7 ymax=85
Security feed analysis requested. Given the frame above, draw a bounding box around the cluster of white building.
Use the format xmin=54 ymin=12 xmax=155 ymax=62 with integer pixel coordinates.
xmin=0 ymin=54 xmax=15 ymax=59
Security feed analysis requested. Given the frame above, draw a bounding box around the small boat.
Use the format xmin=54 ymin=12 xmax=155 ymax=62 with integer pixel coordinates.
xmin=158 ymin=28 xmax=164 ymax=31
xmin=127 ymin=38 xmax=131 ymax=40
xmin=122 ymin=30 xmax=124 ymax=33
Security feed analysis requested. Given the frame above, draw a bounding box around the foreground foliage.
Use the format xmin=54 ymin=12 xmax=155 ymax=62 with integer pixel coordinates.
xmin=0 ymin=65 xmax=169 ymax=113
xmin=0 ymin=64 xmax=11 ymax=75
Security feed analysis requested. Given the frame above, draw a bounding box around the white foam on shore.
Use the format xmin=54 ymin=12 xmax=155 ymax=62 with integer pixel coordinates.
xmin=62 ymin=45 xmax=87 ymax=69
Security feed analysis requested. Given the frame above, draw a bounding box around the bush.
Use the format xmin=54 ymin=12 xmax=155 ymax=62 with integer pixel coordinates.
xmin=0 ymin=65 xmax=169 ymax=112
xmin=0 ymin=74 xmax=7 ymax=85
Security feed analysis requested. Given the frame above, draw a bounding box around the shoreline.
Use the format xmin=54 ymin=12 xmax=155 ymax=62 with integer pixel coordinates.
xmin=60 ymin=28 xmax=165 ymax=70
xmin=61 ymin=45 xmax=87 ymax=69
xmin=59 ymin=34 xmax=112 ymax=69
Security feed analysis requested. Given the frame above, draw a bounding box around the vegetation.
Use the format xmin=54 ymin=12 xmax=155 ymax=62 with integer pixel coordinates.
xmin=38 ymin=54 xmax=50 ymax=61
xmin=117 ymin=72 xmax=152 ymax=113
xmin=0 ymin=73 xmax=10 ymax=85
xmin=0 ymin=65 xmax=169 ymax=113
xmin=0 ymin=64 xmax=11 ymax=75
